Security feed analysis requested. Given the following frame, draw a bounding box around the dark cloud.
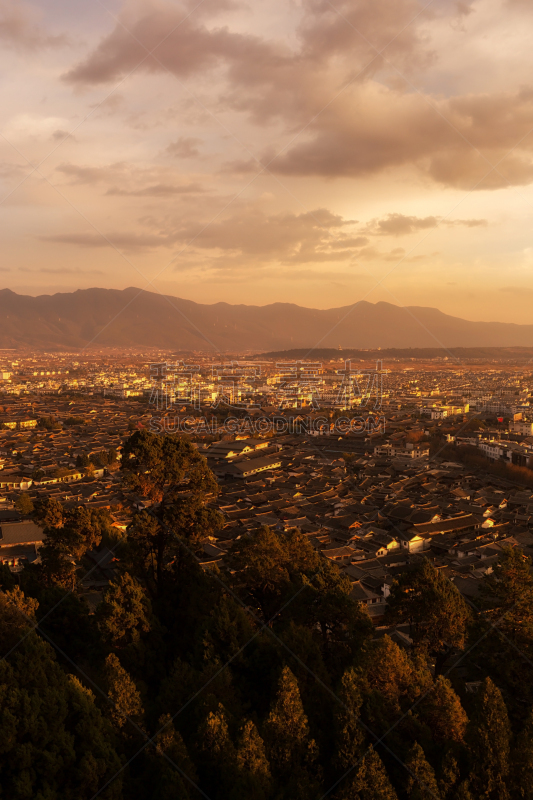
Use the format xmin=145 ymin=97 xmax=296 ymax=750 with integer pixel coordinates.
xmin=62 ymin=0 xmax=533 ymax=190
xmin=18 ymin=266 xmax=104 ymax=275
xmin=0 ymin=0 xmax=67 ymax=49
xmin=38 ymin=232 xmax=170 ymax=252
xmin=165 ymin=137 xmax=202 ymax=158
xmin=55 ymin=163 xmax=127 ymax=184
xmin=52 ymin=129 xmax=75 ymax=142
xmin=38 ymin=206 xmax=362 ymax=262
xmin=106 ymin=182 xmax=204 ymax=196
xmin=364 ymin=213 xmax=487 ymax=236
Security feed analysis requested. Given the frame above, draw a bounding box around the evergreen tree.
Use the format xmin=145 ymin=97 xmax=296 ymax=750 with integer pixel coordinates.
xmin=510 ymin=708 xmax=533 ymax=799
xmin=233 ymin=719 xmax=272 ymax=800
xmin=263 ymin=666 xmax=320 ymax=798
xmin=455 ymin=781 xmax=474 ymax=800
xmin=467 ymin=677 xmax=510 ymax=800
xmin=35 ymin=496 xmax=64 ymax=528
xmin=356 ymin=748 xmax=399 ymax=800
xmin=97 ymin=572 xmax=152 ymax=647
xmin=386 ymin=559 xmax=470 ymax=672
xmin=438 ymin=750 xmax=460 ymax=798
xmin=334 ymin=667 xmax=365 ymax=773
xmin=104 ymin=653 xmax=144 ymax=731
xmin=141 ymin=713 xmax=197 ymax=800
xmin=405 ymin=742 xmax=442 ymax=800
xmin=474 ymin=547 xmax=533 ymax=710
xmin=0 ymin=634 xmax=122 ymax=800
xmin=197 ymin=702 xmax=236 ymax=799
xmin=417 ymin=676 xmax=468 ymax=744
xmin=15 ymin=492 xmax=33 ymax=515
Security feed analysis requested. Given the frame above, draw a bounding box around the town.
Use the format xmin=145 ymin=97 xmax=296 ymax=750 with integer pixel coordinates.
xmin=1 ymin=349 xmax=532 ymax=620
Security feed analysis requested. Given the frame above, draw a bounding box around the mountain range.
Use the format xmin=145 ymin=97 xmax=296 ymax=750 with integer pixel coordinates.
xmin=1 ymin=287 xmax=532 ymax=352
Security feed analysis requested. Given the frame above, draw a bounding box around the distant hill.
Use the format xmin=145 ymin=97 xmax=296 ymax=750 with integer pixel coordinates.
xmin=1 ymin=287 xmax=533 ymax=352
xmin=254 ymin=347 xmax=533 ymax=361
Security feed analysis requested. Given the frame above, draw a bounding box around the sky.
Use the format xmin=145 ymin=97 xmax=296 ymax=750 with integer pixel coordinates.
xmin=1 ymin=0 xmax=533 ymax=322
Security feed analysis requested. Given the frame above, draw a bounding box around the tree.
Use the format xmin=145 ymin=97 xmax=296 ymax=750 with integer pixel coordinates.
xmin=511 ymin=708 xmax=533 ymax=800
xmin=289 ymin=559 xmax=373 ymax=673
xmin=142 ymin=713 xmax=197 ymax=800
xmin=162 ymin=499 xmax=224 ymax=547
xmin=0 ymin=634 xmax=122 ymax=800
xmin=233 ymin=719 xmax=271 ymax=800
xmin=438 ymin=750 xmax=460 ymax=799
xmin=386 ymin=559 xmax=471 ymax=672
xmin=349 ymin=748 xmax=399 ymax=800
xmin=122 ymin=430 xmax=218 ymax=503
xmin=228 ymin=526 xmax=320 ymax=619
xmin=417 ymin=676 xmax=468 ymax=745
xmin=39 ymin=526 xmax=84 ymax=589
xmin=15 ymin=492 xmax=33 ymax=515
xmin=263 ymin=665 xmax=320 ymax=796
xmin=97 ymin=572 xmax=152 ymax=647
xmin=197 ymin=702 xmax=236 ymax=798
xmin=467 ymin=677 xmax=510 ymax=800
xmin=358 ymin=635 xmax=432 ymax=712
xmin=405 ymin=742 xmax=442 ymax=800
xmin=471 ymin=550 xmax=533 ymax=714
xmin=333 ymin=667 xmax=365 ymax=774
xmin=104 ymin=653 xmax=144 ymax=731
xmin=0 ymin=586 xmax=39 ymax=653
xmin=64 ymin=506 xmax=113 ymax=550
xmin=34 ymin=496 xmax=64 ymax=528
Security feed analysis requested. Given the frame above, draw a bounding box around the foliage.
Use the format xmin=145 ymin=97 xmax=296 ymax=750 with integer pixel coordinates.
xmin=386 ymin=559 xmax=471 ymax=671
xmin=14 ymin=492 xmax=33 ymax=515
xmin=4 ymin=433 xmax=532 ymax=800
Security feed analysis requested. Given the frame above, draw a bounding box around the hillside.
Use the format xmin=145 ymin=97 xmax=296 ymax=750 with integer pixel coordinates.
xmin=1 ymin=287 xmax=533 ymax=351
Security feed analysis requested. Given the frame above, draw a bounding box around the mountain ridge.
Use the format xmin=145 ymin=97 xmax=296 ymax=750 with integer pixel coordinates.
xmin=1 ymin=287 xmax=532 ymax=351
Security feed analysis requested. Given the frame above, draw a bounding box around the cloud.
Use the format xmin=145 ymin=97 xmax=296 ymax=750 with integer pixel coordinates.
xmin=18 ymin=267 xmax=104 ymax=275
xmin=364 ymin=213 xmax=487 ymax=236
xmin=106 ymin=182 xmax=204 ymax=196
xmin=52 ymin=129 xmax=75 ymax=142
xmin=170 ymin=207 xmax=362 ymax=264
xmin=0 ymin=0 xmax=67 ymax=49
xmin=38 ymin=233 xmax=170 ymax=252
xmin=38 ymin=206 xmax=362 ymax=261
xmin=62 ymin=1 xmax=533 ymax=190
xmin=166 ymin=137 xmax=202 ymax=158
xmin=55 ymin=163 xmax=127 ymax=184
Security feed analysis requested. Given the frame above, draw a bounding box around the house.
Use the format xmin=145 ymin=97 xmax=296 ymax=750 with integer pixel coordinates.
xmin=0 ymin=520 xmax=45 ymax=569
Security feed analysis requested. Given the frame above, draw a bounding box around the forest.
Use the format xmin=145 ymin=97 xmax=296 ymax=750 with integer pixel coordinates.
xmin=0 ymin=430 xmax=532 ymax=800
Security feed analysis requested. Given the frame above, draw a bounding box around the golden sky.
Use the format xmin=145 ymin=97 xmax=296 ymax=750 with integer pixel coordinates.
xmin=1 ymin=0 xmax=533 ymax=322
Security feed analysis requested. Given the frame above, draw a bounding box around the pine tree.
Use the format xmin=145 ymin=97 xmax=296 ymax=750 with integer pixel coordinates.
xmin=356 ymin=748 xmax=399 ymax=800
xmin=455 ymin=781 xmax=474 ymax=800
xmin=386 ymin=559 xmax=471 ymax=672
xmin=405 ymin=742 xmax=442 ymax=800
xmin=334 ymin=667 xmax=365 ymax=773
xmin=197 ymin=703 xmax=236 ymax=799
xmin=511 ymin=708 xmax=533 ymax=799
xmin=467 ymin=677 xmax=510 ymax=800
xmin=438 ymin=750 xmax=460 ymax=798
xmin=418 ymin=676 xmax=468 ymax=744
xmin=263 ymin=666 xmax=318 ymax=774
xmin=104 ymin=653 xmax=144 ymax=731
xmin=142 ymin=713 xmax=197 ymax=800
xmin=97 ymin=572 xmax=152 ymax=647
xmin=0 ymin=634 xmax=122 ymax=800
xmin=263 ymin=666 xmax=320 ymax=798
xmin=15 ymin=492 xmax=33 ymax=515
xmin=233 ymin=719 xmax=271 ymax=800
